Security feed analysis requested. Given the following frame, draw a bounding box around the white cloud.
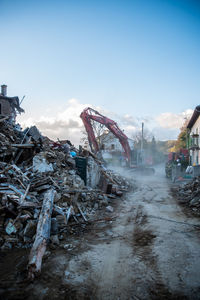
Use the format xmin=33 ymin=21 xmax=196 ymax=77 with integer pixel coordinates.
xmin=151 ymin=127 xmax=179 ymax=141
xmin=113 ymin=109 xmax=194 ymax=141
xmin=17 ymin=98 xmax=91 ymax=146
xmin=17 ymin=99 xmax=194 ymax=146
xmin=156 ymin=109 xmax=193 ymax=129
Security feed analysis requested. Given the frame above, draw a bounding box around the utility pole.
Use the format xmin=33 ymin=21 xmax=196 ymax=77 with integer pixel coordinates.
xmin=140 ymin=122 xmax=144 ymax=165
xmin=141 ymin=122 xmax=144 ymax=153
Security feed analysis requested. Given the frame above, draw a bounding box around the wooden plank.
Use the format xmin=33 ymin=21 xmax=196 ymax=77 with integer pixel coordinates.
xmin=49 ymin=176 xmax=60 ymax=189
xmin=20 ymin=183 xmax=31 ymax=203
xmin=11 ymin=143 xmax=35 ymax=148
xmin=65 ymin=205 xmax=73 ymax=224
xmin=77 ymin=203 xmax=87 ymax=222
xmin=100 ymin=168 xmax=116 ymax=184
xmin=28 ymin=189 xmax=56 ymax=280
xmin=7 ymin=184 xmax=24 ymax=197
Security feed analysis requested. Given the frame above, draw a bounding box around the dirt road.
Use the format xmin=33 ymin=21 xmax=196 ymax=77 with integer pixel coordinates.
xmin=1 ymin=165 xmax=200 ymax=300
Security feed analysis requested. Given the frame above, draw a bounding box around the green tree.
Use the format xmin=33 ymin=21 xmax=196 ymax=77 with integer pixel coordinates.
xmin=175 ymin=128 xmax=187 ymax=151
xmin=174 ymin=121 xmax=188 ymax=151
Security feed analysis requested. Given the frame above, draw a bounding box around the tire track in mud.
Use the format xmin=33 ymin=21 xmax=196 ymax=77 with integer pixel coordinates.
xmin=129 ymin=174 xmax=200 ymax=300
xmin=124 ymin=204 xmax=173 ymax=299
xmin=78 ymin=181 xmax=193 ymax=300
xmin=89 ymin=195 xmax=178 ymax=299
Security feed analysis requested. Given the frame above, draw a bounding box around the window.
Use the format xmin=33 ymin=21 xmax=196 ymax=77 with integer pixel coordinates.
xmin=111 ymin=144 xmax=115 ymax=150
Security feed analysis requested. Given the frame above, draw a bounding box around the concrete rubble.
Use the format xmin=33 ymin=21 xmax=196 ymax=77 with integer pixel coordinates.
xmin=171 ymin=176 xmax=200 ymax=215
xmin=0 ymin=118 xmax=131 ymax=279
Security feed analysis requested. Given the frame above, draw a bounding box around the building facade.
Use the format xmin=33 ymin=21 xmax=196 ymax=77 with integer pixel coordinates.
xmin=98 ymin=131 xmax=134 ymax=165
xmin=187 ymin=105 xmax=200 ymax=165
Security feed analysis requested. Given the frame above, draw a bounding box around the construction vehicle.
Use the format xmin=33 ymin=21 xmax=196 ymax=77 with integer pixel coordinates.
xmin=80 ymin=107 xmax=155 ymax=174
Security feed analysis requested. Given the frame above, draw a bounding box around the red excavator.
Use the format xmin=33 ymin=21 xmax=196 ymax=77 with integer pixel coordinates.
xmin=80 ymin=107 xmax=131 ymax=163
xmin=80 ymin=107 xmax=155 ymax=174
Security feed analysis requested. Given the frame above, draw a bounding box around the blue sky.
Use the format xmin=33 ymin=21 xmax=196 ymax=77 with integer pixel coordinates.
xmin=0 ymin=0 xmax=199 ymax=143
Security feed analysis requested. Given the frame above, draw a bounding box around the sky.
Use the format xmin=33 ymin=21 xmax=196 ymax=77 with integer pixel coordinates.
xmin=0 ymin=0 xmax=199 ymax=145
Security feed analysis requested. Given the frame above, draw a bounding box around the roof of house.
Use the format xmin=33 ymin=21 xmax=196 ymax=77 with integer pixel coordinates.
xmin=187 ymin=105 xmax=200 ymax=129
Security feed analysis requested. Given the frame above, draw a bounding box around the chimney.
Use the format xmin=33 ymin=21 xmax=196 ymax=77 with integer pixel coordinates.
xmin=1 ymin=85 xmax=7 ymax=96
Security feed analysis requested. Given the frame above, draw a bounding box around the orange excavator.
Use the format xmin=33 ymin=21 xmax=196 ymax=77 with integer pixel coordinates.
xmin=80 ymin=107 xmax=132 ymax=164
xmin=80 ymin=107 xmax=155 ymax=174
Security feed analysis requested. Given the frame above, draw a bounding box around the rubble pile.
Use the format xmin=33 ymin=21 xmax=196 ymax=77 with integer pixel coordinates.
xmin=172 ymin=177 xmax=200 ymax=215
xmin=0 ymin=118 xmax=132 ymax=278
xmin=0 ymin=120 xmax=22 ymax=159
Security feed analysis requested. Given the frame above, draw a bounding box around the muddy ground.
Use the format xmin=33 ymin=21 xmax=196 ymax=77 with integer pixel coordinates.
xmin=1 ymin=165 xmax=200 ymax=300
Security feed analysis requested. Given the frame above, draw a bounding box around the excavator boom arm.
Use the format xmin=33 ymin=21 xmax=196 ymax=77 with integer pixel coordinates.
xmin=80 ymin=107 xmax=131 ymax=162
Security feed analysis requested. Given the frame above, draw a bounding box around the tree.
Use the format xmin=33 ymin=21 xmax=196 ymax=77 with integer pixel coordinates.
xmin=174 ymin=128 xmax=187 ymax=151
xmin=174 ymin=119 xmax=188 ymax=152
xmin=132 ymin=128 xmax=153 ymax=150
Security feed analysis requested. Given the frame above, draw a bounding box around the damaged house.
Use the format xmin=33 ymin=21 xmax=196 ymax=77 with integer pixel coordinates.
xmin=99 ymin=131 xmax=134 ymax=165
xmin=0 ymin=85 xmax=24 ymax=121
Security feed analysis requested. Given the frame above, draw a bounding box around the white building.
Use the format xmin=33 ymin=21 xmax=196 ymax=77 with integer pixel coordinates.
xmin=98 ymin=131 xmax=134 ymax=164
xmin=99 ymin=131 xmax=134 ymax=151
xmin=187 ymin=105 xmax=200 ymax=165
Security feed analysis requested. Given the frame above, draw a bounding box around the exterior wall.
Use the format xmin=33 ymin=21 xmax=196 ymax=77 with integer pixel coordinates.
xmin=100 ymin=132 xmax=134 ymax=166
xmin=191 ymin=115 xmax=200 ymax=135
xmin=101 ymin=133 xmax=122 ymax=151
xmin=87 ymin=156 xmax=101 ymax=188
xmin=100 ymin=132 xmax=134 ymax=152
xmin=189 ymin=115 xmax=200 ymax=165
xmin=0 ymin=99 xmax=13 ymax=116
